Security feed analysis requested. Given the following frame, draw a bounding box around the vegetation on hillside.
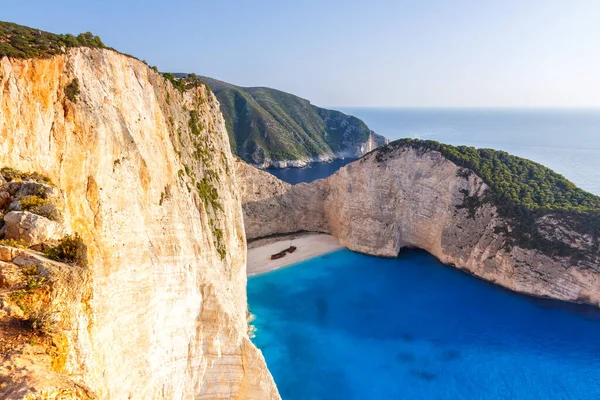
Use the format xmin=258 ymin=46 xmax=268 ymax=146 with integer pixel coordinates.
xmin=64 ymin=78 xmax=80 ymax=102
xmin=389 ymin=139 xmax=600 ymax=212
xmin=200 ymin=76 xmax=385 ymax=165
xmin=162 ymin=72 xmax=210 ymax=93
xmin=377 ymin=139 xmax=600 ymax=259
xmin=0 ymin=21 xmax=106 ymax=58
xmin=44 ymin=233 xmax=88 ymax=267
xmin=1 ymin=167 xmax=52 ymax=184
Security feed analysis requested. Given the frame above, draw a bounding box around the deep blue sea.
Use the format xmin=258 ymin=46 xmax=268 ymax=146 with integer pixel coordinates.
xmin=248 ymin=249 xmax=600 ymax=400
xmin=268 ymin=108 xmax=600 ymax=195
xmin=265 ymin=159 xmax=355 ymax=185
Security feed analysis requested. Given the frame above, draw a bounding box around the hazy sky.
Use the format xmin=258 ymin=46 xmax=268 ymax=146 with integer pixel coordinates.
xmin=4 ymin=0 xmax=600 ymax=107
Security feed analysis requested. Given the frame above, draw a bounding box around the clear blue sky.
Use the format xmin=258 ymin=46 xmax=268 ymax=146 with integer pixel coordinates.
xmin=4 ymin=0 xmax=600 ymax=107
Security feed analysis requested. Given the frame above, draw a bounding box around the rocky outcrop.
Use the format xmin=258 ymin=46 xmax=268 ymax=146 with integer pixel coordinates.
xmin=3 ymin=211 xmax=65 ymax=245
xmin=240 ymin=147 xmax=600 ymax=307
xmin=0 ymin=48 xmax=278 ymax=399
xmin=234 ymin=159 xmax=291 ymax=204
xmin=0 ymin=244 xmax=93 ymax=399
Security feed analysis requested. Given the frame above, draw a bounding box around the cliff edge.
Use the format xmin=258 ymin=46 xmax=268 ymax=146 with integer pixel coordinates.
xmin=0 ymin=42 xmax=279 ymax=399
xmin=240 ymin=142 xmax=600 ymax=307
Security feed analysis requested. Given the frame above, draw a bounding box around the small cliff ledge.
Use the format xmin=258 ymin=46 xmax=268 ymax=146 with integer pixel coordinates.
xmin=1 ymin=43 xmax=279 ymax=399
xmin=240 ymin=142 xmax=600 ymax=307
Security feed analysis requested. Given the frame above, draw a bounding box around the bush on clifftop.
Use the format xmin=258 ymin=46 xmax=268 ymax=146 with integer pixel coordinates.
xmin=0 ymin=21 xmax=106 ymax=58
xmin=382 ymin=139 xmax=600 ymax=213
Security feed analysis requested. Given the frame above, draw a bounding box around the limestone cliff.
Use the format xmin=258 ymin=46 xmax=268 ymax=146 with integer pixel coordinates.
xmin=234 ymin=159 xmax=291 ymax=204
xmin=0 ymin=48 xmax=279 ymax=399
xmin=240 ymin=146 xmax=600 ymax=307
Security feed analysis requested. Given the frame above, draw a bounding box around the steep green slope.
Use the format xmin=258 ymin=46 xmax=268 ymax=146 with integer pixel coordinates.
xmin=201 ymin=76 xmax=387 ymax=166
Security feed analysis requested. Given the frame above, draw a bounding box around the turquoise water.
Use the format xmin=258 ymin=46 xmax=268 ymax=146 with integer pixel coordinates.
xmin=248 ymin=249 xmax=600 ymax=399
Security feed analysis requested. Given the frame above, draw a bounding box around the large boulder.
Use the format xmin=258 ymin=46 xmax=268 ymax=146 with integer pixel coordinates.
xmin=3 ymin=211 xmax=64 ymax=246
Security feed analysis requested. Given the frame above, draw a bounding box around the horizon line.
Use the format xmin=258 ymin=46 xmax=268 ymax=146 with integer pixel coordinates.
xmin=325 ymin=105 xmax=600 ymax=110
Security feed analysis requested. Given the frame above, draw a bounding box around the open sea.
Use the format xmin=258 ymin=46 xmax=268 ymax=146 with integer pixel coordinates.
xmin=248 ymin=250 xmax=600 ymax=400
xmin=268 ymin=108 xmax=600 ymax=195
xmin=252 ymin=109 xmax=600 ymax=399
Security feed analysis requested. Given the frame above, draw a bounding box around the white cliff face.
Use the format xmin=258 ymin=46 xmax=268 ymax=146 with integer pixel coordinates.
xmin=240 ymin=147 xmax=600 ymax=307
xmin=0 ymin=49 xmax=279 ymax=399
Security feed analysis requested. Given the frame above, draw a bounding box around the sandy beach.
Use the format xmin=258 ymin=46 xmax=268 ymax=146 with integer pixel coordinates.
xmin=247 ymin=233 xmax=343 ymax=276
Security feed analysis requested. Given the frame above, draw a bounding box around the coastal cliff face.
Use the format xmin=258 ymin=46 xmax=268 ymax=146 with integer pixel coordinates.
xmin=0 ymin=48 xmax=279 ymax=399
xmin=240 ymin=147 xmax=600 ymax=307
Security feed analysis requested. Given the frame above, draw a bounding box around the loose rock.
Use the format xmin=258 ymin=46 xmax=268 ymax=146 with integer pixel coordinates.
xmin=3 ymin=211 xmax=65 ymax=246
xmin=12 ymin=254 xmax=43 ymax=269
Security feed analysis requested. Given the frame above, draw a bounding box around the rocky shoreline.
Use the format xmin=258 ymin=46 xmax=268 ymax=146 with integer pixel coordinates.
xmin=250 ymin=132 xmax=389 ymax=169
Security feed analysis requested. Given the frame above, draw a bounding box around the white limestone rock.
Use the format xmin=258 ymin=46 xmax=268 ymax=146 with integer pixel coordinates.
xmin=3 ymin=211 xmax=64 ymax=246
xmin=0 ymin=48 xmax=279 ymax=399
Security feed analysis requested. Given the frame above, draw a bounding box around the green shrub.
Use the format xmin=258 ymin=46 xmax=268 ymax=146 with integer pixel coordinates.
xmin=212 ymin=226 xmax=226 ymax=261
xmin=65 ymin=78 xmax=80 ymax=102
xmin=26 ymin=171 xmax=53 ymax=185
xmin=21 ymin=265 xmax=39 ymax=276
xmin=19 ymin=195 xmax=61 ymax=222
xmin=161 ymin=72 xmax=207 ymax=93
xmin=0 ymin=167 xmax=53 ymax=184
xmin=20 ymin=195 xmax=46 ymax=210
xmin=0 ymin=167 xmax=25 ymax=181
xmin=25 ymin=276 xmax=46 ymax=290
xmin=196 ymin=177 xmax=222 ymax=212
xmin=24 ymin=307 xmax=54 ymax=332
xmin=161 ymin=73 xmax=186 ymax=92
xmin=44 ymin=233 xmax=88 ymax=266
xmin=188 ymin=110 xmax=203 ymax=136
xmin=0 ymin=238 xmax=28 ymax=248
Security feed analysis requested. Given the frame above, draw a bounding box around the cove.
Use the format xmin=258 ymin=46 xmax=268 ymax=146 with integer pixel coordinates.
xmin=248 ymin=249 xmax=600 ymax=399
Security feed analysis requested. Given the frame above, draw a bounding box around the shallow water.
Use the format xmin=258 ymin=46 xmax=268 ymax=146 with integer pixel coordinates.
xmin=248 ymin=249 xmax=600 ymax=399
